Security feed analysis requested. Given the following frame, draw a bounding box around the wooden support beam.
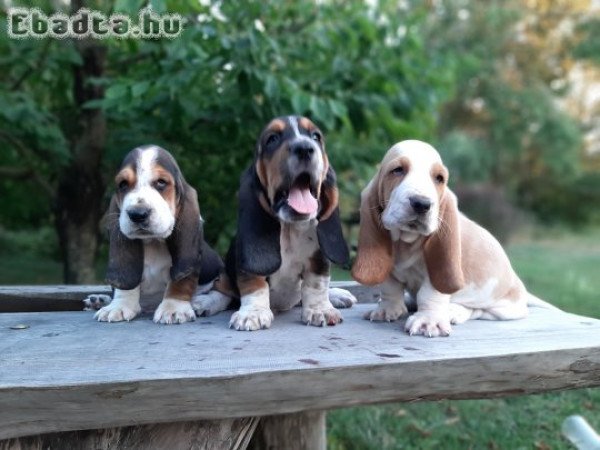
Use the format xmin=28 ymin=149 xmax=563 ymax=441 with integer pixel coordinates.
xmin=0 ymin=417 xmax=258 ymax=450
xmin=249 ymin=411 xmax=326 ymax=450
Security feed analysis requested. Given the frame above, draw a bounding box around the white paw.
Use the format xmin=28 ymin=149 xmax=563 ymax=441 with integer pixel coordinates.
xmin=94 ymin=301 xmax=141 ymax=322
xmin=153 ymin=299 xmax=196 ymax=324
xmin=192 ymin=290 xmax=231 ymax=317
xmin=328 ymin=288 xmax=357 ymax=309
xmin=84 ymin=294 xmax=112 ymax=311
xmin=449 ymin=303 xmax=473 ymax=325
xmin=302 ymin=307 xmax=343 ymax=327
xmin=364 ymin=300 xmax=408 ymax=322
xmin=405 ymin=311 xmax=452 ymax=337
xmin=229 ymin=308 xmax=274 ymax=331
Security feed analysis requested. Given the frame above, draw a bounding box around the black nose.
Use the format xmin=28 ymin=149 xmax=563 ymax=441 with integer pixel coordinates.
xmin=290 ymin=141 xmax=314 ymax=161
xmin=409 ymin=196 xmax=432 ymax=214
xmin=127 ymin=207 xmax=151 ymax=224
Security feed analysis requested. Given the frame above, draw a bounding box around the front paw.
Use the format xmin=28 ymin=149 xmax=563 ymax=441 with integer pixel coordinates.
xmin=302 ymin=307 xmax=343 ymax=327
xmin=328 ymin=288 xmax=357 ymax=309
xmin=84 ymin=294 xmax=112 ymax=311
xmin=94 ymin=302 xmax=141 ymax=322
xmin=229 ymin=308 xmax=274 ymax=331
xmin=364 ymin=301 xmax=408 ymax=322
xmin=405 ymin=311 xmax=452 ymax=337
xmin=192 ymin=291 xmax=231 ymax=317
xmin=153 ymin=299 xmax=196 ymax=324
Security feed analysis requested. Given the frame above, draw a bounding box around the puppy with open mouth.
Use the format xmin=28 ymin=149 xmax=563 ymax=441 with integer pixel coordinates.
xmin=193 ymin=116 xmax=357 ymax=330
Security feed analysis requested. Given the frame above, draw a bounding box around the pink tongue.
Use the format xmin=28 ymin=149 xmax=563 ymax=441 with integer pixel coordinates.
xmin=287 ymin=187 xmax=318 ymax=215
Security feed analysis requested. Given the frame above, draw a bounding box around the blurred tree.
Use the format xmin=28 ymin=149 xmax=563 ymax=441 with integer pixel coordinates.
xmin=0 ymin=0 xmax=453 ymax=282
xmin=428 ymin=0 xmax=597 ymax=224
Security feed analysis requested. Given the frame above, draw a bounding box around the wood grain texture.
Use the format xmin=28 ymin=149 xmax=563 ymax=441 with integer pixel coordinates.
xmin=248 ymin=411 xmax=326 ymax=450
xmin=1 ymin=303 xmax=599 ymax=440
xmin=0 ymin=417 xmax=258 ymax=450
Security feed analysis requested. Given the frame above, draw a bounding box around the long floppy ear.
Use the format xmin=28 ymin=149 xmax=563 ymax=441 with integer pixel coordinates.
xmin=351 ymin=177 xmax=394 ymax=285
xmin=166 ymin=182 xmax=203 ymax=281
xmin=317 ymin=167 xmax=350 ymax=267
xmin=105 ymin=195 xmax=144 ymax=290
xmin=423 ymin=190 xmax=465 ymax=294
xmin=236 ymin=166 xmax=281 ymax=275
xmin=198 ymin=240 xmax=224 ymax=285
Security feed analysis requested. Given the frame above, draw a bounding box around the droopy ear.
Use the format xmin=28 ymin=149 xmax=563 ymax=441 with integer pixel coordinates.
xmin=423 ymin=190 xmax=465 ymax=294
xmin=317 ymin=166 xmax=350 ymax=267
xmin=351 ymin=178 xmax=394 ymax=285
xmin=236 ymin=166 xmax=282 ymax=276
xmin=166 ymin=182 xmax=202 ymax=281
xmin=105 ymin=195 xmax=144 ymax=290
xmin=198 ymin=240 xmax=224 ymax=285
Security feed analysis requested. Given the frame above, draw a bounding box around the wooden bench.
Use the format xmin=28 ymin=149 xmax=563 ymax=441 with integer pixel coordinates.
xmin=1 ymin=283 xmax=599 ymax=449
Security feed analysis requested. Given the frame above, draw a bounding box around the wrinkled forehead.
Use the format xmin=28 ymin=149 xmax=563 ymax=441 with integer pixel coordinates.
xmin=383 ymin=140 xmax=442 ymax=170
xmin=257 ymin=116 xmax=321 ymax=156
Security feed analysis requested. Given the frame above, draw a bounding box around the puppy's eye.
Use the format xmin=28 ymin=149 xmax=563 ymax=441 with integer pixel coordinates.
xmin=154 ymin=179 xmax=168 ymax=191
xmin=265 ymin=133 xmax=280 ymax=147
xmin=118 ymin=180 xmax=129 ymax=191
xmin=311 ymin=131 xmax=322 ymax=142
xmin=390 ymin=166 xmax=405 ymax=176
xmin=435 ymin=174 xmax=445 ymax=184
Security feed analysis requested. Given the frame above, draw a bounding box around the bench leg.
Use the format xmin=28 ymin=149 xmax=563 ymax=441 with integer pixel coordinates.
xmin=0 ymin=417 xmax=259 ymax=450
xmin=248 ymin=411 xmax=326 ymax=450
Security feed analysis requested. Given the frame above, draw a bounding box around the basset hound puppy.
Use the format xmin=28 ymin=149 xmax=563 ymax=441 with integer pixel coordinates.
xmin=192 ymin=116 xmax=357 ymax=330
xmin=352 ymin=140 xmax=554 ymax=337
xmin=86 ymin=145 xmax=223 ymax=324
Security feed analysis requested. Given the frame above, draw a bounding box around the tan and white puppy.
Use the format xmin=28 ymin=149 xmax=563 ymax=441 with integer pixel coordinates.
xmin=87 ymin=145 xmax=222 ymax=324
xmin=352 ymin=140 xmax=551 ymax=337
xmin=193 ymin=116 xmax=356 ymax=331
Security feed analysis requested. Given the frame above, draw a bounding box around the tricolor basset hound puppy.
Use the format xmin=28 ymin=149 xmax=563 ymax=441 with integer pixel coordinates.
xmin=352 ymin=140 xmax=553 ymax=337
xmin=192 ymin=116 xmax=357 ymax=330
xmin=86 ymin=145 xmax=223 ymax=324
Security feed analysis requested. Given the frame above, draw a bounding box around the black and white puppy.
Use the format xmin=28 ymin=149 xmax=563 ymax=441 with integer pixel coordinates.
xmin=85 ymin=145 xmax=222 ymax=324
xmin=193 ymin=116 xmax=356 ymax=331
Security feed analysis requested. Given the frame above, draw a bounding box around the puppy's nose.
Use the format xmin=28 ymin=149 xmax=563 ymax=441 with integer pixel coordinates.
xmin=409 ymin=196 xmax=432 ymax=214
xmin=127 ymin=206 xmax=151 ymax=224
xmin=290 ymin=141 xmax=314 ymax=161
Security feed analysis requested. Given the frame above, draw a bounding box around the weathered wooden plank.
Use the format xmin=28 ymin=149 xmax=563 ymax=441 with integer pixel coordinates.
xmin=0 ymin=285 xmax=110 ymax=312
xmin=0 ymin=417 xmax=258 ymax=450
xmin=248 ymin=411 xmax=326 ymax=450
xmin=0 ymin=305 xmax=599 ymax=440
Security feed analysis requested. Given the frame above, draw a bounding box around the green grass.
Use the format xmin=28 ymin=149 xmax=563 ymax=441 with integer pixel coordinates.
xmin=1 ymin=228 xmax=599 ymax=448
xmin=328 ymin=228 xmax=600 ymax=449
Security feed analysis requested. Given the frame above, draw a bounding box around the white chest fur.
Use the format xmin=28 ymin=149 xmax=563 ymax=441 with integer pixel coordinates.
xmin=391 ymin=237 xmax=427 ymax=296
xmin=268 ymin=220 xmax=320 ymax=311
xmin=141 ymin=240 xmax=172 ymax=296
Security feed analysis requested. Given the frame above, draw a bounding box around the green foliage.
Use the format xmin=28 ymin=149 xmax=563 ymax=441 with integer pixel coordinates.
xmin=574 ymin=16 xmax=600 ymax=65
xmin=0 ymin=0 xmax=455 ymax=249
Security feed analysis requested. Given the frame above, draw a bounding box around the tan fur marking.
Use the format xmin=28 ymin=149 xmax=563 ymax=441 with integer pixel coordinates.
xmin=165 ymin=275 xmax=197 ymax=301
xmin=430 ymin=162 xmax=448 ymax=198
xmin=154 ymin=166 xmax=177 ymax=215
xmin=268 ymin=118 xmax=286 ymax=133
xmin=378 ymin=156 xmax=410 ymax=205
xmin=213 ymin=272 xmax=237 ymax=298
xmin=237 ymin=273 xmax=269 ymax=297
xmin=262 ymin=144 xmax=287 ymax=203
xmin=299 ymin=117 xmax=313 ymax=131
xmin=319 ymin=184 xmax=338 ymax=221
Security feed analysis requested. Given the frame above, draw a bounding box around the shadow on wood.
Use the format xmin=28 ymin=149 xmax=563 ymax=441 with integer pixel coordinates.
xmin=0 ymin=418 xmax=258 ymax=450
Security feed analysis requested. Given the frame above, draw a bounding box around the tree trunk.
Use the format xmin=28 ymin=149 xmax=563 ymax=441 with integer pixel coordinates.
xmin=55 ymin=1 xmax=107 ymax=284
